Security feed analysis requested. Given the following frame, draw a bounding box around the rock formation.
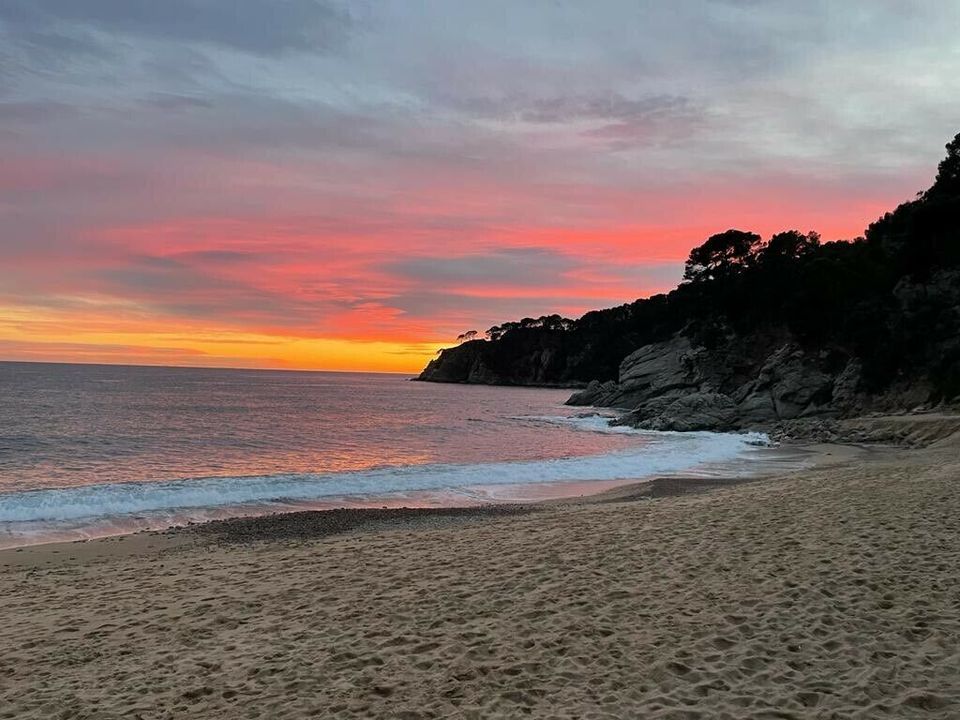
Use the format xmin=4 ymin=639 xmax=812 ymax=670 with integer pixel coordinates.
xmin=567 ymin=333 xmax=873 ymax=431
xmin=417 ymin=339 xmax=587 ymax=387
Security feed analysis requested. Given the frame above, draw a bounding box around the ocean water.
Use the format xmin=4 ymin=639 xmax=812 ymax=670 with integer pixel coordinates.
xmin=0 ymin=362 xmax=777 ymax=547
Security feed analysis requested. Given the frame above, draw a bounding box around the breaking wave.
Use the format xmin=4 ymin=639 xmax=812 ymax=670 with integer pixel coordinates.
xmin=0 ymin=422 xmax=767 ymax=525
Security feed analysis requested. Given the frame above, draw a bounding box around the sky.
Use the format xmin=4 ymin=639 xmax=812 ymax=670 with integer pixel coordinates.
xmin=2 ymin=1 xmax=959 ymax=372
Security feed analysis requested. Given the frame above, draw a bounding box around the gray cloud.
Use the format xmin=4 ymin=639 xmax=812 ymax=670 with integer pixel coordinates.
xmin=140 ymin=93 xmax=215 ymax=112
xmin=385 ymin=248 xmax=578 ymax=288
xmin=381 ymin=250 xmax=684 ymax=332
xmin=0 ymin=0 xmax=354 ymax=56
xmin=448 ymin=93 xmax=698 ymax=125
xmin=87 ymin=255 xmax=319 ymax=328
xmin=387 ymin=291 xmax=580 ymax=324
xmin=173 ymin=250 xmax=273 ymax=265
xmin=0 ymin=100 xmax=75 ymax=123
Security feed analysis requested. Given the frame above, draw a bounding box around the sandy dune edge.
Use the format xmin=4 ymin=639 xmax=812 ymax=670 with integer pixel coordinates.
xmin=1 ymin=435 xmax=958 ymax=719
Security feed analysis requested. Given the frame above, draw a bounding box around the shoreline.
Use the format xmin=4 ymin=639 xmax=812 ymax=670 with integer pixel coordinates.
xmin=2 ymin=432 xmax=957 ymax=717
xmin=0 ymin=436 xmax=848 ymax=556
xmin=7 ymin=410 xmax=946 ymax=553
xmin=0 ymin=439 xmax=864 ymax=567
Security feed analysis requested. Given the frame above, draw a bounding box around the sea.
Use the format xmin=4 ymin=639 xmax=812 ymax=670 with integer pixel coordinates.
xmin=0 ymin=362 xmax=788 ymax=548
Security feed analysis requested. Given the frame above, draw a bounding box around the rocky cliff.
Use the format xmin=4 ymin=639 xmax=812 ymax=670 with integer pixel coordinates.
xmin=415 ymin=315 xmax=652 ymax=387
xmin=566 ymin=333 xmax=874 ymax=431
xmin=417 ymin=338 xmax=585 ymax=387
xmin=567 ymin=266 xmax=960 ymax=431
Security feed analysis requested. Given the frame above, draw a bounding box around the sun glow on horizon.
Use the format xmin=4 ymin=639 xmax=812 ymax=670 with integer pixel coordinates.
xmin=0 ymin=304 xmax=444 ymax=373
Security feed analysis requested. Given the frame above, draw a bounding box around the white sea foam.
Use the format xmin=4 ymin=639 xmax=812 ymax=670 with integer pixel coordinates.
xmin=0 ymin=427 xmax=767 ymax=525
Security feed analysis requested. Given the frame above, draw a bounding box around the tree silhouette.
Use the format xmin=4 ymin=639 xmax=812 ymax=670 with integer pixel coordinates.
xmin=761 ymin=230 xmax=820 ymax=263
xmin=927 ymin=132 xmax=960 ymax=198
xmin=683 ymin=229 xmax=763 ymax=282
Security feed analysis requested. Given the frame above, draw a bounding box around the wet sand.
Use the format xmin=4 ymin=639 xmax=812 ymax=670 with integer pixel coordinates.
xmin=1 ymin=433 xmax=958 ymax=718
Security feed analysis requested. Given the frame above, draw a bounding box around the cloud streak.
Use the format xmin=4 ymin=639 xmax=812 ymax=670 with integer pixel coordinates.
xmin=0 ymin=0 xmax=354 ymax=55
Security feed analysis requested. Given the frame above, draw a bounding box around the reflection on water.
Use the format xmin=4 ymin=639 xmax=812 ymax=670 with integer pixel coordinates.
xmin=0 ymin=363 xmax=611 ymax=492
xmin=0 ymin=362 xmax=793 ymax=548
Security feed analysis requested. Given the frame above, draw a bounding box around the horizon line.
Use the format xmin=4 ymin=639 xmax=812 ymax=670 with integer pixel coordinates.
xmin=0 ymin=359 xmax=417 ymax=376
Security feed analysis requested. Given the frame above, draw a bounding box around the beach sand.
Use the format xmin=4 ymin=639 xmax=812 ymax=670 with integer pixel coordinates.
xmin=1 ymin=431 xmax=958 ymax=718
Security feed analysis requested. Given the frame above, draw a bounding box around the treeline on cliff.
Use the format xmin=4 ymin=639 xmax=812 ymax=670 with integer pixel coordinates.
xmin=419 ymin=134 xmax=960 ymax=401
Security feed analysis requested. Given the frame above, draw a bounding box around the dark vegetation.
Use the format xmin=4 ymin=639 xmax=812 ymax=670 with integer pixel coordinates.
xmin=421 ymin=134 xmax=960 ymax=400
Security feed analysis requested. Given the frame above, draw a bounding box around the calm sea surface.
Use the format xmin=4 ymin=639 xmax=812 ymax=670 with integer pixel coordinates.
xmin=0 ymin=362 xmax=771 ymax=547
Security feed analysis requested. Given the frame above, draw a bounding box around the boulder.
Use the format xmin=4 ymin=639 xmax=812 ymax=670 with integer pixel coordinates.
xmin=606 ymin=336 xmax=703 ymax=407
xmin=734 ymin=343 xmax=835 ymax=422
xmin=567 ymin=332 xmax=871 ymax=431
xmin=636 ymin=392 xmax=739 ymax=432
xmin=567 ymin=380 xmax=620 ymax=406
xmin=734 ymin=388 xmax=779 ymax=425
xmin=831 ymin=359 xmax=862 ymax=410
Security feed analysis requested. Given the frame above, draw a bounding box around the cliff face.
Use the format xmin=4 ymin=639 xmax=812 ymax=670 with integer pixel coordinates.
xmin=566 ymin=332 xmax=874 ymax=431
xmin=417 ymin=337 xmax=589 ymax=387
xmin=417 ymin=341 xmax=495 ymax=384
xmin=569 ymin=267 xmax=960 ymax=430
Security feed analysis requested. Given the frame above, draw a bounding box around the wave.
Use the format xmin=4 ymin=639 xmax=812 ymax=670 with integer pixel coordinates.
xmin=0 ymin=427 xmax=767 ymax=524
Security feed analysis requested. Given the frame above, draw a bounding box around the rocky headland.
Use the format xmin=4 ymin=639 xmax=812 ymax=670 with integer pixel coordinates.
xmin=419 ymin=134 xmax=960 ymax=438
xmin=565 ymin=328 xmax=953 ymax=435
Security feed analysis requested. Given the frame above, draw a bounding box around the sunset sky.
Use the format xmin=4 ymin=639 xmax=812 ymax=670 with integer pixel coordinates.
xmin=2 ymin=2 xmax=959 ymax=372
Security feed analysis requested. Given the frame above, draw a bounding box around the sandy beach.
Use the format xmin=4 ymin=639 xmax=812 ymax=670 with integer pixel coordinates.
xmin=2 ymin=428 xmax=959 ymax=719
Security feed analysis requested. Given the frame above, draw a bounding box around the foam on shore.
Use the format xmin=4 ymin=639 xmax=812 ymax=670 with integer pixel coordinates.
xmin=0 ymin=425 xmax=776 ymax=547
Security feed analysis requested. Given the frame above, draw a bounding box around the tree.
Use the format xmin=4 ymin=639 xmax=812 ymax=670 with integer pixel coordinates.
xmin=683 ymin=229 xmax=763 ymax=282
xmin=866 ymin=131 xmax=960 ymax=275
xmin=456 ymin=330 xmax=479 ymax=343
xmin=926 ymin=132 xmax=960 ymax=199
xmin=761 ymin=230 xmax=821 ymax=263
xmin=537 ymin=314 xmax=574 ymax=331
